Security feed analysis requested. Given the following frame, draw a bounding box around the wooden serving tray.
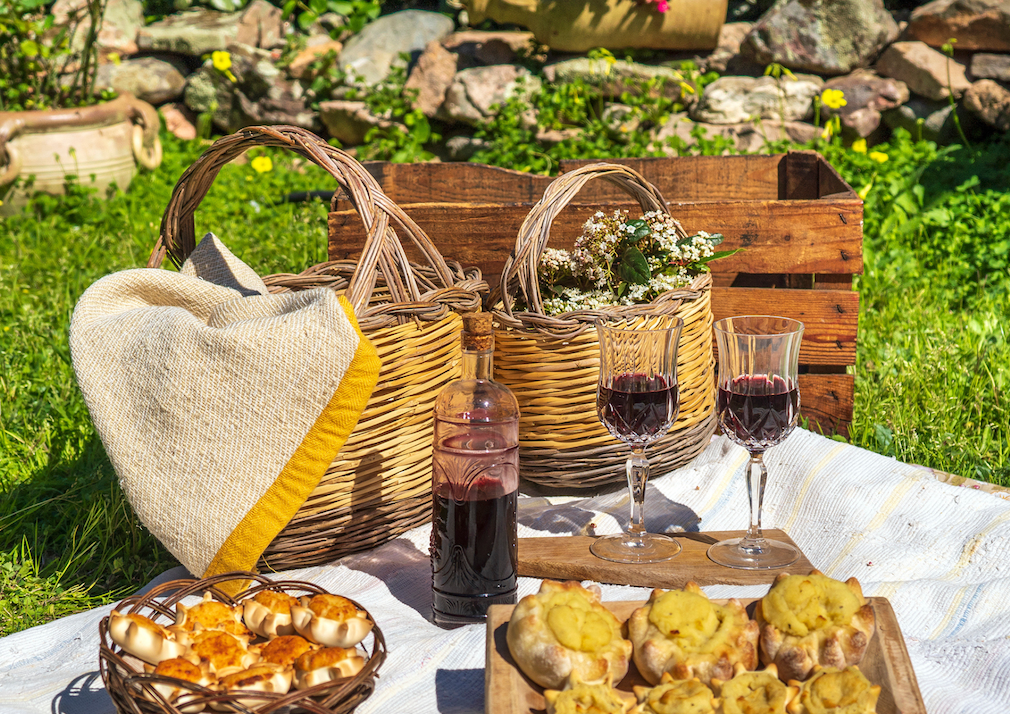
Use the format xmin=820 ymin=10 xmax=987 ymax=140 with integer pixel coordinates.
xmin=485 ymin=597 xmax=925 ymax=714
xmin=518 ymin=530 xmax=815 ymax=588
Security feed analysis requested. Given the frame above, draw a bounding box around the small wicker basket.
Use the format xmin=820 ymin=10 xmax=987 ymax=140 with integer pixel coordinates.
xmin=492 ymin=162 xmax=717 ymax=489
xmin=147 ymin=126 xmax=487 ymax=569
xmin=98 ymin=572 xmax=386 ymax=714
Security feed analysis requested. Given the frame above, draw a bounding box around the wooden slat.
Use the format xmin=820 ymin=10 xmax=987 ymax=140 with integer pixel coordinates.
xmin=350 ymin=161 xmax=555 ymax=205
xmin=819 ymin=154 xmax=858 ymax=198
xmin=798 ymin=373 xmax=854 ymax=436
xmin=328 ymin=199 xmax=863 ymax=280
xmin=783 ymin=150 xmax=821 ymax=200
xmin=711 ymin=287 xmax=859 ymax=366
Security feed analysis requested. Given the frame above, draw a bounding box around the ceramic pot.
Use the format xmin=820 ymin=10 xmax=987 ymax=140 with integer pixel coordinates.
xmin=0 ymin=93 xmax=162 ymax=215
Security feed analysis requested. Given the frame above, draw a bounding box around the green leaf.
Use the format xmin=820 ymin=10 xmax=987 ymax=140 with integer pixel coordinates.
xmin=281 ymin=0 xmax=297 ymax=17
xmin=310 ymin=0 xmax=327 ymax=14
xmin=297 ymin=10 xmax=316 ymax=29
xmin=329 ymin=0 xmax=354 ymax=13
xmin=20 ymin=40 xmax=38 ymax=57
xmin=618 ymin=246 xmax=650 ymax=284
xmin=696 ymin=248 xmax=741 ymax=264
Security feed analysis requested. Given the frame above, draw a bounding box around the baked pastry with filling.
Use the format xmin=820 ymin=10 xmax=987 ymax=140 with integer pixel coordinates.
xmin=210 ymin=663 xmax=292 ymax=711
xmin=293 ymin=646 xmax=368 ymax=690
xmin=786 ymin=666 xmax=880 ymax=714
xmin=755 ymin=571 xmax=875 ymax=682
xmin=186 ymin=630 xmax=259 ymax=678
xmin=146 ymin=657 xmax=215 ymax=714
xmin=173 ymin=592 xmax=251 ymax=639
xmin=631 ymin=673 xmax=718 ymax=714
xmin=258 ymin=634 xmax=314 ymax=668
xmin=507 ymin=580 xmax=632 ymax=690
xmin=291 ymin=594 xmax=373 ymax=648
xmin=711 ymin=663 xmax=799 ymax=714
xmin=243 ymin=589 xmax=299 ymax=639
xmin=543 ymin=675 xmax=635 ymax=714
xmin=108 ymin=611 xmax=188 ymax=665
xmin=627 ymin=582 xmax=758 ymax=685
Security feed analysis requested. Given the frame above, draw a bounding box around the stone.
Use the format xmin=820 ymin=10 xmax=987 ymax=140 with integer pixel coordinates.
xmin=317 ymin=100 xmax=394 ymax=145
xmin=653 ymin=113 xmax=820 ymax=154
xmin=727 ymin=0 xmax=776 ymax=21
xmin=94 ymin=56 xmax=187 ymax=105
xmin=183 ymin=66 xmax=234 ymax=131
xmin=905 ymin=0 xmax=1010 ymax=52
xmin=962 ymin=79 xmax=1010 ymax=130
xmin=535 ymin=127 xmax=583 ymax=145
xmin=970 ymin=53 xmax=1010 ymax=81
xmin=882 ymin=97 xmax=958 ymax=141
xmin=404 ymin=41 xmax=459 ymax=118
xmin=440 ymin=65 xmax=542 ymax=126
xmin=442 ymin=30 xmax=536 ymax=67
xmin=445 ymin=135 xmax=490 ymax=160
xmin=286 ymin=40 xmax=344 ymax=80
xmin=820 ymin=70 xmax=911 ymax=137
xmin=744 ymin=0 xmax=899 ymax=75
xmin=234 ymin=91 xmax=318 ymax=131
xmin=339 ymin=10 xmax=454 ymax=86
xmin=600 ymin=103 xmax=641 ymax=141
xmin=875 ymin=41 xmax=971 ymax=100
xmin=159 ymin=103 xmax=197 ymax=140
xmin=52 ymin=0 xmax=144 ymax=55
xmin=138 ymin=0 xmax=283 ymax=56
xmin=690 ymin=74 xmax=824 ymax=124
xmin=704 ymin=22 xmax=753 ymax=74
xmin=543 ymin=58 xmax=689 ymax=101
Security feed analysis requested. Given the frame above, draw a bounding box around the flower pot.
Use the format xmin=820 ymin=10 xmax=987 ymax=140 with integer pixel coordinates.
xmin=0 ymin=93 xmax=162 ymax=215
xmin=461 ymin=0 xmax=727 ymax=53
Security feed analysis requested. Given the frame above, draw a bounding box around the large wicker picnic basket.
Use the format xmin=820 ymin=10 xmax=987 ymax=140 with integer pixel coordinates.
xmin=146 ymin=125 xmax=486 ymax=570
xmin=493 ymin=162 xmax=718 ymax=489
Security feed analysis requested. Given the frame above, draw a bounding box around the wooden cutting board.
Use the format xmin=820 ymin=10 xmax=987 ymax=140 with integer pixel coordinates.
xmin=518 ymin=529 xmax=815 ymax=588
xmin=485 ymin=597 xmax=926 ymax=714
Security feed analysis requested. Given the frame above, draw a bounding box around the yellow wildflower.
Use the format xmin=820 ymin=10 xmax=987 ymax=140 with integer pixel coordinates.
xmin=108 ymin=52 xmax=121 ymax=65
xmin=851 ymin=138 xmax=867 ymax=153
xmin=858 ymin=182 xmax=873 ymax=200
xmin=212 ymin=51 xmax=231 ymax=72
xmin=251 ymin=156 xmax=273 ymax=173
xmin=869 ymin=151 xmax=889 ymax=163
xmin=821 ymin=88 xmax=847 ymax=110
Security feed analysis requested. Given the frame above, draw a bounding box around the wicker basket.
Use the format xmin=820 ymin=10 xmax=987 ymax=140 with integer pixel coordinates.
xmin=98 ymin=572 xmax=386 ymax=714
xmin=147 ymin=126 xmax=487 ymax=569
xmin=492 ymin=162 xmax=717 ymax=489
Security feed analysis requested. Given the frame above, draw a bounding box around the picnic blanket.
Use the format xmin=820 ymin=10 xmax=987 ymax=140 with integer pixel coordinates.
xmin=1 ymin=428 xmax=1009 ymax=713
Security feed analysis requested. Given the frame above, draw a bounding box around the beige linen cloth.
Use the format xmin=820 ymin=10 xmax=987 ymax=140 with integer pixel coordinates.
xmin=69 ymin=235 xmax=380 ymax=589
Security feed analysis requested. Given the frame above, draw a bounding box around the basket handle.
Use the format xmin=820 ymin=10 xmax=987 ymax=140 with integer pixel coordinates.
xmin=147 ymin=125 xmax=457 ymax=315
xmin=497 ymin=161 xmax=685 ymax=322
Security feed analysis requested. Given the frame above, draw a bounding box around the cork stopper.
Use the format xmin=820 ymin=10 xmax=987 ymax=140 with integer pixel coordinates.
xmin=462 ymin=312 xmax=494 ymax=351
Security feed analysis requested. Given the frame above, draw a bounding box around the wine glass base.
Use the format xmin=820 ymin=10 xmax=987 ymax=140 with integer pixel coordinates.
xmin=590 ymin=533 xmax=681 ymax=564
xmin=707 ymin=537 xmax=799 ymax=570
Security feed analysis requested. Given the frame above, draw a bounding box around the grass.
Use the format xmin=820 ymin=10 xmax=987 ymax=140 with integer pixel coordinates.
xmin=1 ymin=129 xmax=1008 ymax=637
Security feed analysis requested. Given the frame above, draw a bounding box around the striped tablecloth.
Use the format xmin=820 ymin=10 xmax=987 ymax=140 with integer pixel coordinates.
xmin=1 ymin=428 xmax=1008 ymax=713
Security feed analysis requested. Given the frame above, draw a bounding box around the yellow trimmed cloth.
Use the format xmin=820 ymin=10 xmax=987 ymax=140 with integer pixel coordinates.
xmin=69 ymin=235 xmax=380 ymax=587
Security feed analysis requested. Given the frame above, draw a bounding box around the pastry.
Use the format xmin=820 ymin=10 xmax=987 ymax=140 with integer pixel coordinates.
xmin=293 ymin=646 xmax=368 ymax=690
xmin=755 ymin=571 xmax=875 ymax=682
xmin=506 ymin=580 xmax=632 ymax=690
xmin=146 ymin=657 xmax=215 ymax=714
xmin=173 ymin=592 xmax=250 ymax=639
xmin=291 ymin=594 xmax=373 ymax=648
xmin=211 ymin=662 xmax=292 ymax=711
xmin=187 ymin=630 xmax=259 ymax=677
xmin=243 ymin=589 xmax=299 ymax=639
xmin=258 ymin=634 xmax=315 ymax=668
xmin=108 ymin=611 xmax=188 ymax=665
xmin=627 ymin=582 xmax=759 ymax=685
xmin=543 ymin=675 xmax=636 ymax=714
xmin=631 ymin=673 xmax=718 ymax=714
xmin=711 ymin=663 xmax=799 ymax=714
xmin=786 ymin=666 xmax=880 ymax=714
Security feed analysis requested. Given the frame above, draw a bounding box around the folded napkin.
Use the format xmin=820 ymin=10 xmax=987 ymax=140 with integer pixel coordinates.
xmin=69 ymin=235 xmax=380 ymax=588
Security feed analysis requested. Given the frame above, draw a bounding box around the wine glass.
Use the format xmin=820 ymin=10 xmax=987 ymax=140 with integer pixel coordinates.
xmin=708 ymin=315 xmax=804 ymax=570
xmin=591 ymin=316 xmax=683 ymax=564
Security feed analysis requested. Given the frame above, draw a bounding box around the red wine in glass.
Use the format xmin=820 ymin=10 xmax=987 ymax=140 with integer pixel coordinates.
xmin=598 ymin=373 xmax=679 ymax=442
xmin=717 ymin=375 xmax=799 ymax=453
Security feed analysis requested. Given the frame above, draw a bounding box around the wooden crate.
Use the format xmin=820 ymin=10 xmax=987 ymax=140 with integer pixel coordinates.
xmin=328 ymin=151 xmax=862 ymax=435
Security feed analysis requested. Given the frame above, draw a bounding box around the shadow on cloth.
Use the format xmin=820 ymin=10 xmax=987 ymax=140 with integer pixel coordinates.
xmin=52 ymin=671 xmax=114 ymax=714
xmin=435 ymin=668 xmax=484 ymax=714
xmin=341 ymin=538 xmax=433 ymax=620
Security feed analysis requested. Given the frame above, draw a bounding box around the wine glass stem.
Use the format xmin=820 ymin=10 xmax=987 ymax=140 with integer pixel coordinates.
xmin=743 ymin=453 xmax=768 ymax=547
xmin=627 ymin=447 xmax=648 ymax=541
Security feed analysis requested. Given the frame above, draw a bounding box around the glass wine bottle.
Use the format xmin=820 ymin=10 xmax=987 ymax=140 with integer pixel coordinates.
xmin=430 ymin=312 xmax=520 ymax=626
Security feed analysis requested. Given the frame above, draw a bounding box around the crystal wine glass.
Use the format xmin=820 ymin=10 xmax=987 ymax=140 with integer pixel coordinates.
xmin=591 ymin=316 xmax=683 ymax=564
xmin=708 ymin=315 xmax=804 ymax=570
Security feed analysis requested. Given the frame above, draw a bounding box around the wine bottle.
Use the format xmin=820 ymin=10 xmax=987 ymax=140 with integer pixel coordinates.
xmin=430 ymin=312 xmax=520 ymax=626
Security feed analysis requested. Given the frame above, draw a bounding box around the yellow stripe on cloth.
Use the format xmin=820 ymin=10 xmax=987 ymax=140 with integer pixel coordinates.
xmin=204 ymin=296 xmax=381 ymax=594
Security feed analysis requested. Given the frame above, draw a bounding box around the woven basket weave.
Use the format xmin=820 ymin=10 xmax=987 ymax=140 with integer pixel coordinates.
xmin=493 ymin=162 xmax=717 ymax=488
xmin=147 ymin=126 xmax=486 ymax=569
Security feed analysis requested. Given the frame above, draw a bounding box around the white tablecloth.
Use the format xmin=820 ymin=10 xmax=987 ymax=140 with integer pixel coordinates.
xmin=2 ymin=428 xmax=1009 ymax=713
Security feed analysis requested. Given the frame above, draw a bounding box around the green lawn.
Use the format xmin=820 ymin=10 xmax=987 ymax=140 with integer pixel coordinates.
xmin=1 ymin=130 xmax=1008 ymax=636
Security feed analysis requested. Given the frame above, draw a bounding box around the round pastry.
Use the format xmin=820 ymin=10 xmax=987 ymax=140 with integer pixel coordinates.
xmin=243 ymin=590 xmax=299 ymax=639
xmin=755 ymin=571 xmax=875 ymax=682
xmin=786 ymin=666 xmax=880 ymax=714
xmin=108 ymin=611 xmax=188 ymax=665
xmin=711 ymin=663 xmax=799 ymax=714
xmin=294 ymin=646 xmax=368 ymax=690
xmin=631 ymin=673 xmax=718 ymax=714
xmin=627 ymin=582 xmax=759 ymax=685
xmin=210 ymin=662 xmax=292 ymax=711
xmin=146 ymin=657 xmax=215 ymax=714
xmin=291 ymin=594 xmax=373 ymax=648
xmin=506 ymin=580 xmax=632 ymax=690
xmin=187 ymin=630 xmax=259 ymax=677
xmin=543 ymin=675 xmax=636 ymax=714
xmin=173 ymin=592 xmax=251 ymax=639
xmin=258 ymin=634 xmax=315 ymax=668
